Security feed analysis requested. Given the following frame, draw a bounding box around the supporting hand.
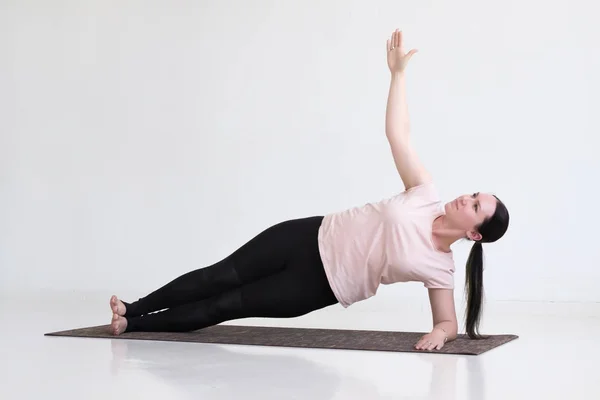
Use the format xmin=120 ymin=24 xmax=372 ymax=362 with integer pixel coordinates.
xmin=414 ymin=327 xmax=448 ymax=351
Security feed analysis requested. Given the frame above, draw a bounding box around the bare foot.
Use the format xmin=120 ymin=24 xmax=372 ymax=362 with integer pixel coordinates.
xmin=111 ymin=313 xmax=128 ymax=335
xmin=110 ymin=295 xmax=127 ymax=316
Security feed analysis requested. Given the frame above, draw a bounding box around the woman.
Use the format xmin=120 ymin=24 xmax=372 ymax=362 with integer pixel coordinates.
xmin=109 ymin=29 xmax=509 ymax=351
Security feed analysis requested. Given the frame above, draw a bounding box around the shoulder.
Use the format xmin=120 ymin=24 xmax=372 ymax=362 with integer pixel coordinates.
xmin=404 ymin=181 xmax=437 ymax=194
xmin=421 ymin=252 xmax=455 ymax=289
xmin=423 ymin=263 xmax=455 ymax=290
xmin=402 ymin=181 xmax=442 ymax=205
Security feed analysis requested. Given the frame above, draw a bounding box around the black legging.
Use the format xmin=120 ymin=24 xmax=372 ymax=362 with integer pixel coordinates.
xmin=122 ymin=216 xmax=339 ymax=332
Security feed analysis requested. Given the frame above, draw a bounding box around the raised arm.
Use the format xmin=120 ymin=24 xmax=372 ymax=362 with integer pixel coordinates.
xmin=385 ymin=30 xmax=432 ymax=190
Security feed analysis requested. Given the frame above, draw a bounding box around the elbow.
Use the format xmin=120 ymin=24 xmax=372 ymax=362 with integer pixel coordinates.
xmin=385 ymin=130 xmax=410 ymax=146
xmin=385 ymin=124 xmax=410 ymax=140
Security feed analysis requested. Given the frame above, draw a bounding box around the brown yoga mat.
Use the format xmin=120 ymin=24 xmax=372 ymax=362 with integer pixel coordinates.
xmin=45 ymin=324 xmax=518 ymax=355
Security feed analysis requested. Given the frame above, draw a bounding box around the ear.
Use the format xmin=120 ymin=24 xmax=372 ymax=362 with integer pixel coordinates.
xmin=467 ymin=230 xmax=482 ymax=241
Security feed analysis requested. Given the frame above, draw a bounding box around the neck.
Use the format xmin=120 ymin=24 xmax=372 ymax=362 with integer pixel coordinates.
xmin=432 ymin=215 xmax=464 ymax=253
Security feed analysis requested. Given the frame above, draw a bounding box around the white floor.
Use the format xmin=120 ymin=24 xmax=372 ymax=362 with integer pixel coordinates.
xmin=2 ymin=293 xmax=599 ymax=400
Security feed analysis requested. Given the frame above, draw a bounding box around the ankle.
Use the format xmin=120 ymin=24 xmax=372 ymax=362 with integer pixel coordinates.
xmin=122 ymin=301 xmax=138 ymax=318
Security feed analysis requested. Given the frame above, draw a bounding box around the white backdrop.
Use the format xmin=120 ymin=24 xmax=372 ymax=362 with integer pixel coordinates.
xmin=1 ymin=0 xmax=598 ymax=308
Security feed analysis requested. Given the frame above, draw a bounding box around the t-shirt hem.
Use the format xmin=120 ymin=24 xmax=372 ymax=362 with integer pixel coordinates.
xmin=317 ymin=219 xmax=352 ymax=308
xmin=423 ymin=283 xmax=455 ymax=290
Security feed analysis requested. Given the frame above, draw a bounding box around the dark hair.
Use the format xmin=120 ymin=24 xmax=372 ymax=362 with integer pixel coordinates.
xmin=465 ymin=195 xmax=509 ymax=339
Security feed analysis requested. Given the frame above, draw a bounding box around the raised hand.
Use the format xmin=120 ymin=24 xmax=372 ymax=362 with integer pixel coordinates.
xmin=386 ymin=29 xmax=418 ymax=75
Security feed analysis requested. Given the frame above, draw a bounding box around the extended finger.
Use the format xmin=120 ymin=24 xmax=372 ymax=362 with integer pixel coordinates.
xmin=418 ymin=339 xmax=432 ymax=350
xmin=394 ymin=29 xmax=400 ymax=48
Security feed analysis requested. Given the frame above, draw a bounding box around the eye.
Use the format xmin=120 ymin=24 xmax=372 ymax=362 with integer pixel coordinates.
xmin=472 ymin=193 xmax=479 ymax=212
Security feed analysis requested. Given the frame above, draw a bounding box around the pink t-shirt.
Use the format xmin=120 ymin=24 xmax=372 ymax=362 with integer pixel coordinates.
xmin=317 ymin=182 xmax=455 ymax=308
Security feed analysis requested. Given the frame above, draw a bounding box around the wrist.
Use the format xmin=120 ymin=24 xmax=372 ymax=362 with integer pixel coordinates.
xmin=390 ymin=71 xmax=406 ymax=80
xmin=433 ymin=326 xmax=449 ymax=342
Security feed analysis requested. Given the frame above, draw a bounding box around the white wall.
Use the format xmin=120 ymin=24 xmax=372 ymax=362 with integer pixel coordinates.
xmin=1 ymin=0 xmax=598 ymax=307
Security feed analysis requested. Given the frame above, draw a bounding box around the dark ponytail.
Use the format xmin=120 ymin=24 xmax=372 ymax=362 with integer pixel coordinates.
xmin=465 ymin=241 xmax=485 ymax=339
xmin=464 ymin=195 xmax=510 ymax=340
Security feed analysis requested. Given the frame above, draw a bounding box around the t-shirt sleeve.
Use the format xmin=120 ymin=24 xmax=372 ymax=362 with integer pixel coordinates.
xmin=404 ymin=182 xmax=441 ymax=206
xmin=423 ymin=267 xmax=455 ymax=289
